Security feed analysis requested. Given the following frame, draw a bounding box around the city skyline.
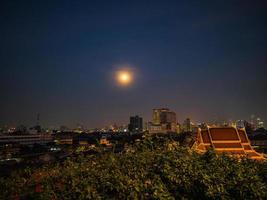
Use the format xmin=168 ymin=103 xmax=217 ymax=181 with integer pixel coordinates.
xmin=0 ymin=108 xmax=265 ymax=130
xmin=1 ymin=1 xmax=267 ymax=128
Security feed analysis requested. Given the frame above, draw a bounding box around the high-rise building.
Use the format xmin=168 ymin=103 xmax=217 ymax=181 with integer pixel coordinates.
xmin=183 ymin=118 xmax=192 ymax=132
xmin=152 ymin=108 xmax=176 ymax=125
xmin=152 ymin=109 xmax=161 ymax=125
xmin=128 ymin=115 xmax=143 ymax=133
xmin=149 ymin=108 xmax=177 ymax=133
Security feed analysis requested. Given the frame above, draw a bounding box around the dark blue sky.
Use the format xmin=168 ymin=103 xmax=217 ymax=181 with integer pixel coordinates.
xmin=1 ymin=0 xmax=267 ymax=128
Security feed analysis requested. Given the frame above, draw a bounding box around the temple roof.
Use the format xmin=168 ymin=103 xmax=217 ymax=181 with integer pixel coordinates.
xmin=194 ymin=127 xmax=265 ymax=161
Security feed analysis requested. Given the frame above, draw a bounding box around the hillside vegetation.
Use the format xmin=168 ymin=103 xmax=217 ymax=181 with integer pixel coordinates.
xmin=0 ymin=136 xmax=266 ymax=199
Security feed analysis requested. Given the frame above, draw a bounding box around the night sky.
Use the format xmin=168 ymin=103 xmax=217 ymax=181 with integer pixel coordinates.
xmin=1 ymin=0 xmax=267 ymax=128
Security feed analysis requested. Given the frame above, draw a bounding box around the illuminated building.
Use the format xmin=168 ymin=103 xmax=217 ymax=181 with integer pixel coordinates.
xmin=100 ymin=137 xmax=112 ymax=148
xmin=149 ymin=108 xmax=177 ymax=133
xmin=256 ymin=118 xmax=264 ymax=129
xmin=249 ymin=115 xmax=264 ymax=130
xmin=118 ymin=125 xmax=128 ymax=132
xmin=148 ymin=122 xmax=162 ymax=133
xmin=128 ymin=115 xmax=143 ymax=133
xmin=152 ymin=108 xmax=176 ymax=125
xmin=236 ymin=120 xmax=245 ymax=128
xmin=193 ymin=127 xmax=265 ymax=160
xmin=100 ymin=137 xmax=109 ymax=145
xmin=152 ymin=109 xmax=161 ymax=125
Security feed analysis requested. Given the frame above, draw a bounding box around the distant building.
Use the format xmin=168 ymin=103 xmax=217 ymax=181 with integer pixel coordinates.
xmin=152 ymin=108 xmax=176 ymax=125
xmin=183 ymin=118 xmax=192 ymax=132
xmin=250 ymin=135 xmax=267 ymax=148
xmin=176 ymin=123 xmax=181 ymax=134
xmin=60 ymin=125 xmax=69 ymax=132
xmin=199 ymin=123 xmax=208 ymax=129
xmin=249 ymin=128 xmax=267 ymax=148
xmin=73 ymin=133 xmax=100 ymax=146
xmin=110 ymin=124 xmax=119 ymax=132
xmin=54 ymin=132 xmax=79 ymax=145
xmin=100 ymin=137 xmax=112 ymax=147
xmin=236 ymin=120 xmax=245 ymax=128
xmin=128 ymin=115 xmax=143 ymax=133
xmin=250 ymin=115 xmax=265 ymax=130
xmin=28 ymin=125 xmax=42 ymax=134
xmin=148 ymin=122 xmax=162 ymax=133
xmin=0 ymin=134 xmax=53 ymax=146
xmin=149 ymin=108 xmax=177 ymax=133
xmin=256 ymin=118 xmax=264 ymax=129
xmin=118 ymin=125 xmax=128 ymax=132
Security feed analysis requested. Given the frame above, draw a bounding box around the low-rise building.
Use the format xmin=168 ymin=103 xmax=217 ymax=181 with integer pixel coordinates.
xmin=0 ymin=133 xmax=53 ymax=146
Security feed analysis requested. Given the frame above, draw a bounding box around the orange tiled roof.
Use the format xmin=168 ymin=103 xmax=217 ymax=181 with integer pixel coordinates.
xmin=209 ymin=127 xmax=239 ymax=140
xmin=194 ymin=127 xmax=265 ymax=161
xmin=201 ymin=130 xmax=211 ymax=143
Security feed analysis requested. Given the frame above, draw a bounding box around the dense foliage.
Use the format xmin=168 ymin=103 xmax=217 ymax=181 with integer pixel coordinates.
xmin=0 ymin=136 xmax=266 ymax=200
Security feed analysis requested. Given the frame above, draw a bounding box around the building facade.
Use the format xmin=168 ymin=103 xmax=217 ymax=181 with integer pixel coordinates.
xmin=0 ymin=134 xmax=53 ymax=146
xmin=149 ymin=108 xmax=177 ymax=133
xmin=128 ymin=115 xmax=143 ymax=133
xmin=183 ymin=118 xmax=192 ymax=132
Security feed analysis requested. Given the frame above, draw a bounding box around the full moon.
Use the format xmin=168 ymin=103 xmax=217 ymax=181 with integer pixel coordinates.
xmin=116 ymin=70 xmax=133 ymax=86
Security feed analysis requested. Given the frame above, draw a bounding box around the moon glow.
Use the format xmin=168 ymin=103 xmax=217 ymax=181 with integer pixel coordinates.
xmin=116 ymin=70 xmax=133 ymax=86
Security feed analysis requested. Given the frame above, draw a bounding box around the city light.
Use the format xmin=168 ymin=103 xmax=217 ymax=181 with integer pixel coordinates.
xmin=1 ymin=1 xmax=266 ymax=198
